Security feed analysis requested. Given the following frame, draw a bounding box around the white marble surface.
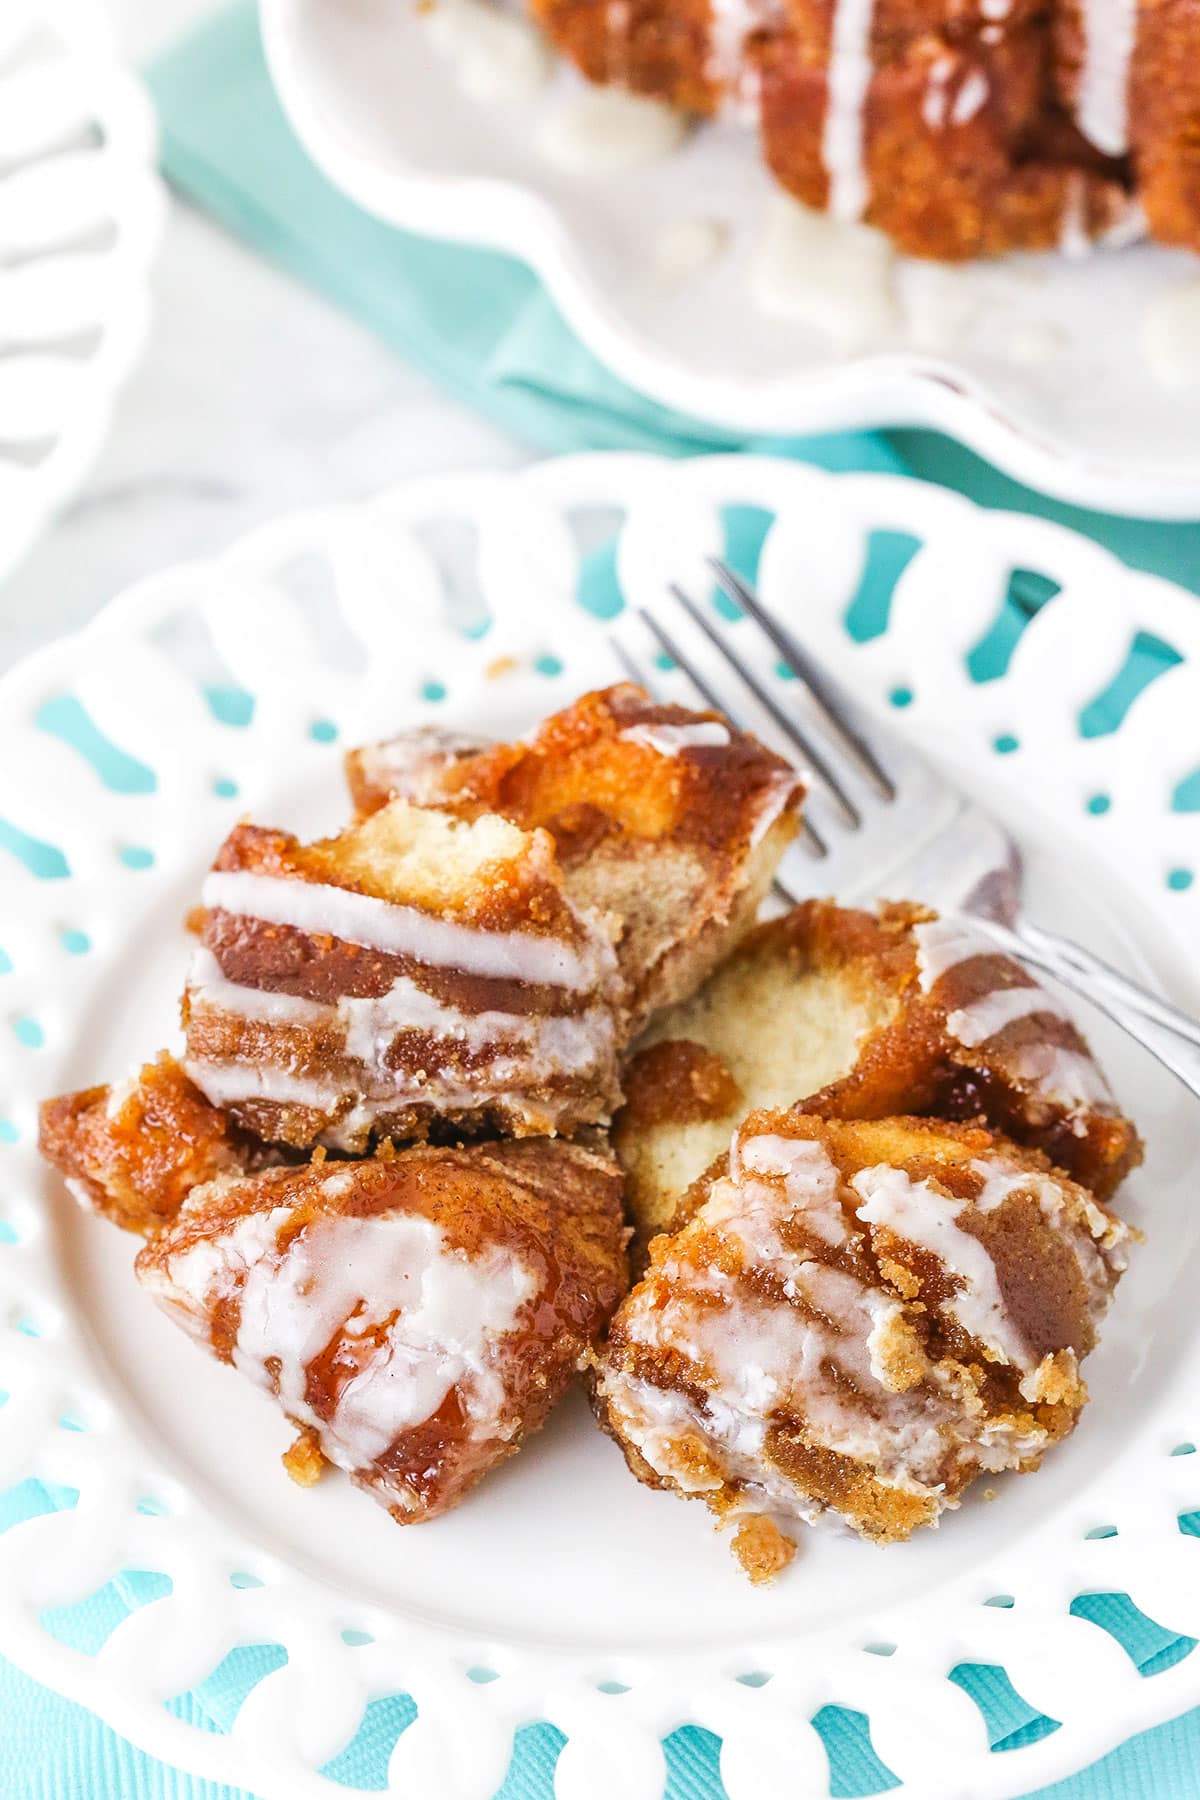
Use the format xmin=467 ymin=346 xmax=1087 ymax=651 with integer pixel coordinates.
xmin=0 ymin=0 xmax=529 ymax=674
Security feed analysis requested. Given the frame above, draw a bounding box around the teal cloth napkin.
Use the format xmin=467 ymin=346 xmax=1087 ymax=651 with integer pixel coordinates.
xmin=2 ymin=5 xmax=1199 ymax=1797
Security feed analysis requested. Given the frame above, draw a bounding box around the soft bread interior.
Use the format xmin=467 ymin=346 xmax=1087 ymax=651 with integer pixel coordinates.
xmin=617 ymin=928 xmax=900 ymax=1240
xmin=302 ymin=801 xmax=546 ymax=914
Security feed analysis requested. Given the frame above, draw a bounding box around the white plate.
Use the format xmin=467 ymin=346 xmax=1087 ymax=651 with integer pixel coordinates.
xmin=2 ymin=453 xmax=1199 ymax=1800
xmin=0 ymin=0 xmax=165 ymax=586
xmin=262 ymin=0 xmax=1200 ymax=520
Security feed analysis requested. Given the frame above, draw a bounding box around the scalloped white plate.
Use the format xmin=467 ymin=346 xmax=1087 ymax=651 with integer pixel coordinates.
xmin=0 ymin=0 xmax=166 ymax=586
xmin=2 ymin=454 xmax=1200 ymax=1800
xmin=261 ymin=0 xmax=1200 ymax=520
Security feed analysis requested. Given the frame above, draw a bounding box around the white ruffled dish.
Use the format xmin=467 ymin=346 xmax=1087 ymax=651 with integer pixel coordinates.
xmin=261 ymin=0 xmax=1200 ymax=520
xmin=1 ymin=453 xmax=1199 ymax=1800
xmin=0 ymin=0 xmax=165 ymax=585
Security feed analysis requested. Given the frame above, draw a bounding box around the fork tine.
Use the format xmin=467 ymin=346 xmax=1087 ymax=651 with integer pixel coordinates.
xmin=668 ymin=583 xmax=862 ymax=829
xmin=708 ymin=557 xmax=896 ymax=801
xmin=611 ymin=636 xmax=651 ymax=689
xmin=635 ymin=606 xmax=732 ymax=719
xmin=630 ymin=607 xmax=829 ymax=861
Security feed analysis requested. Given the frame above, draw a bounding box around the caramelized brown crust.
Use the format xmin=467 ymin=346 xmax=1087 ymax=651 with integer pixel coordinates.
xmin=593 ymin=1111 xmax=1129 ymax=1570
xmin=138 ymin=1138 xmax=629 ymax=1521
xmin=38 ymin=1053 xmax=243 ymax=1236
xmin=184 ymin=800 xmax=624 ymax=1150
xmin=617 ymin=899 xmax=1140 ymax=1245
xmin=346 ymin=685 xmax=803 ymax=1031
xmin=530 ymin=0 xmax=1165 ymax=258
xmin=756 ymin=14 xmax=1130 ymax=260
xmin=796 ymin=903 xmax=1142 ymax=1197
xmin=530 ymin=0 xmax=719 ymax=112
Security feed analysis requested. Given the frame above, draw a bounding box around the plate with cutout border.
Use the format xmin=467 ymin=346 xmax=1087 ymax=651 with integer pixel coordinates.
xmin=0 ymin=0 xmax=165 ymax=586
xmin=1 ymin=452 xmax=1199 ymax=1800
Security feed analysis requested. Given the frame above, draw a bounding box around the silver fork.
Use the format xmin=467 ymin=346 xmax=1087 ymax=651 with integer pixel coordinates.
xmin=612 ymin=558 xmax=1200 ymax=1103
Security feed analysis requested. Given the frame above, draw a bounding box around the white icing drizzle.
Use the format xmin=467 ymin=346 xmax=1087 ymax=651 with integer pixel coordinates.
xmin=185 ymin=1035 xmax=603 ymax=1129
xmin=1077 ymin=0 xmax=1138 ymax=157
xmin=183 ymin=1060 xmax=347 ymax=1115
xmin=968 ymin=1158 xmax=1124 ymax=1296
xmin=747 ymin=766 xmax=804 ymax=851
xmin=922 ymin=55 xmax=954 ymax=131
xmin=923 ymin=60 xmax=988 ymax=131
xmin=188 ymin=949 xmax=328 ymax=1028
xmin=1005 ymin=1041 xmax=1113 ymax=1115
xmin=706 ymin=0 xmax=768 ymax=120
xmin=728 ymin=1132 xmax=849 ymax=1248
xmin=751 ymin=197 xmax=896 ymax=348
xmin=635 ymin=1217 xmax=947 ymax=1477
xmin=146 ymin=1201 xmax=534 ymax=1480
xmin=425 ymin=0 xmax=554 ymax=102
xmin=537 ymin=88 xmax=688 ymax=174
xmin=621 ymin=720 xmax=732 ymax=755
xmin=912 ymin=915 xmax=1114 ymax=1118
xmin=853 ymin=1163 xmax=1031 ymax=1369
xmin=186 ymin=941 xmax=616 ymax=1127
xmin=946 ymin=981 xmax=1069 ymax=1048
xmin=354 ymin=727 xmax=485 ymax=803
xmin=653 ymin=216 xmax=730 ymax=287
xmin=822 ymin=0 xmax=877 ymax=222
xmin=1059 ymin=171 xmax=1093 ymax=260
xmin=594 ymin=1126 xmax=1119 ymax=1530
xmin=950 ymin=69 xmax=989 ymax=126
xmin=188 ymin=948 xmax=614 ymax=1072
xmin=604 ymin=0 xmax=631 ymax=85
xmin=912 ymin=915 xmax=994 ymax=991
xmin=202 ymin=870 xmax=607 ymax=990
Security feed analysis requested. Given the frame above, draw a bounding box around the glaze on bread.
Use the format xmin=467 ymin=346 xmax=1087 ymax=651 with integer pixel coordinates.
xmin=593 ymin=1112 xmax=1129 ymax=1575
xmin=183 ymin=800 xmax=625 ymax=1150
xmin=529 ymin=0 xmax=1169 ymax=259
xmin=137 ymin=1137 xmax=627 ymax=1521
xmin=347 ymin=684 xmax=803 ymax=1031
xmin=39 ymin=1053 xmax=245 ymax=1237
xmin=617 ymin=899 xmax=1141 ymax=1244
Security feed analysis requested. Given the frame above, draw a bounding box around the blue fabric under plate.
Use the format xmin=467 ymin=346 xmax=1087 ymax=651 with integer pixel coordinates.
xmin=2 ymin=3 xmax=1199 ymax=1796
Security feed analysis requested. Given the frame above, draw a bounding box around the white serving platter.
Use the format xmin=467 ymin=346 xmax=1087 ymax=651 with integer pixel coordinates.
xmin=262 ymin=0 xmax=1200 ymax=519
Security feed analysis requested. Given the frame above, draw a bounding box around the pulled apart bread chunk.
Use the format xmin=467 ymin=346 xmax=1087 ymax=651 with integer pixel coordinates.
xmin=593 ymin=1113 xmax=1130 ymax=1578
xmin=618 ymin=900 xmax=1141 ymax=1242
xmin=138 ymin=1137 xmax=627 ymax=1522
xmin=183 ymin=800 xmax=624 ymax=1150
xmin=39 ymin=1052 xmax=244 ymax=1236
xmin=40 ymin=1059 xmax=628 ymax=1521
xmin=346 ymin=684 xmax=803 ymax=1031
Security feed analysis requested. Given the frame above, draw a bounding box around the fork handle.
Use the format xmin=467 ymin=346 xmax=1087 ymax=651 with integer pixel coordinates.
xmin=979 ymin=917 xmax=1200 ymax=1052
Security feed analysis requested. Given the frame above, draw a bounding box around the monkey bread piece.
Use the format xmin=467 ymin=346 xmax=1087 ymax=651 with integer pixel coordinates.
xmin=183 ymin=799 xmax=625 ymax=1152
xmin=39 ymin=1053 xmax=245 ymax=1237
xmin=529 ymin=0 xmax=1187 ymax=259
xmin=346 ymin=725 xmax=486 ymax=808
xmin=346 ymin=685 xmax=803 ymax=1032
xmin=592 ymin=1113 xmax=1130 ymax=1578
xmin=136 ymin=1137 xmax=629 ymax=1522
xmin=617 ymin=900 xmax=1140 ymax=1242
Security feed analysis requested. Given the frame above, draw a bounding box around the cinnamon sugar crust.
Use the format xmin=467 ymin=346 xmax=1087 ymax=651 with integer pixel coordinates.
xmin=345 ymin=685 xmax=803 ymax=1034
xmin=38 ymin=1053 xmax=246 ymax=1237
xmin=528 ymin=0 xmax=1172 ymax=258
xmin=183 ymin=800 xmax=625 ymax=1150
xmin=138 ymin=1137 xmax=628 ymax=1522
xmin=617 ymin=899 xmax=1140 ymax=1246
xmin=592 ymin=1112 xmax=1128 ymax=1575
